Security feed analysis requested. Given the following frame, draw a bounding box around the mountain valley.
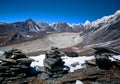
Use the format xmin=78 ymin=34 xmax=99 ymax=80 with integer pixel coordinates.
xmin=0 ymin=10 xmax=120 ymax=56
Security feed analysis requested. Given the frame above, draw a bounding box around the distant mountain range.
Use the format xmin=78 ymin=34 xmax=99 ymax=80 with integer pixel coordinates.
xmin=0 ymin=10 xmax=120 ymax=46
xmin=81 ymin=10 xmax=120 ymax=45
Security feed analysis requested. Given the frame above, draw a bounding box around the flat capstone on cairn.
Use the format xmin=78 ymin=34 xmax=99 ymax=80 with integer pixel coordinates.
xmin=39 ymin=47 xmax=70 ymax=79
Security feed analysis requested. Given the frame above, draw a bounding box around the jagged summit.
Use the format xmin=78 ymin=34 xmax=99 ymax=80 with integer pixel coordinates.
xmin=83 ymin=20 xmax=91 ymax=29
xmin=84 ymin=20 xmax=91 ymax=25
xmin=51 ymin=22 xmax=72 ymax=32
xmin=25 ymin=18 xmax=35 ymax=24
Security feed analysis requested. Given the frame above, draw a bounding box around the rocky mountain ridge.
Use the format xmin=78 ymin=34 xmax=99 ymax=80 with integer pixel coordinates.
xmin=81 ymin=10 xmax=120 ymax=45
xmin=0 ymin=10 xmax=120 ymax=47
xmin=0 ymin=19 xmax=85 ymax=46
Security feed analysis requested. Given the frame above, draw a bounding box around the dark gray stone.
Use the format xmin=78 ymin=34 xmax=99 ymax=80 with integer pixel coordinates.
xmin=0 ymin=58 xmax=17 ymax=64
xmin=70 ymin=62 xmax=79 ymax=67
xmin=39 ymin=73 xmax=49 ymax=80
xmin=16 ymin=58 xmax=34 ymax=65
xmin=0 ymin=77 xmax=4 ymax=83
xmin=51 ymin=74 xmax=63 ymax=78
xmin=66 ymin=52 xmax=78 ymax=57
xmin=35 ymin=66 xmax=46 ymax=72
xmin=4 ymin=48 xmax=18 ymax=58
xmin=17 ymin=73 xmax=27 ymax=77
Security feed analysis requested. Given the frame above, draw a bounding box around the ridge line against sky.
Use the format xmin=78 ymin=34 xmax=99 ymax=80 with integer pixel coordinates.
xmin=0 ymin=0 xmax=120 ymax=24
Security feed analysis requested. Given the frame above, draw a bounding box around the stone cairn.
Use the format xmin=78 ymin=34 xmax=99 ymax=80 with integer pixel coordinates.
xmin=93 ymin=47 xmax=120 ymax=70
xmin=0 ymin=48 xmax=34 ymax=83
xmin=40 ymin=47 xmax=70 ymax=79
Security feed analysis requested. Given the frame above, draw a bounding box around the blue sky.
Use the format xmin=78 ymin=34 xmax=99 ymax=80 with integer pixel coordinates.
xmin=0 ymin=0 xmax=120 ymax=23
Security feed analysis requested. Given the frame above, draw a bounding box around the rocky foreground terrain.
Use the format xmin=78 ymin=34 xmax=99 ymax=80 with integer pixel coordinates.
xmin=0 ymin=47 xmax=120 ymax=84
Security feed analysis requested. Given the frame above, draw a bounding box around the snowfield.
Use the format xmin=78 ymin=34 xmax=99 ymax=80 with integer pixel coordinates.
xmin=30 ymin=54 xmax=120 ymax=72
xmin=30 ymin=54 xmax=95 ymax=72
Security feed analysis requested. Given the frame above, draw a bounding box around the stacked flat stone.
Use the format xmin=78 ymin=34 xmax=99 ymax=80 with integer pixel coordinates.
xmin=0 ymin=48 xmax=33 ymax=83
xmin=42 ymin=47 xmax=70 ymax=79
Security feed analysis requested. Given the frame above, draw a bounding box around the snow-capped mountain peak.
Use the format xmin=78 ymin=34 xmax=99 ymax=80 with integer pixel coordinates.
xmin=90 ymin=10 xmax=120 ymax=28
xmin=114 ymin=10 xmax=120 ymax=16
xmin=84 ymin=20 xmax=91 ymax=25
xmin=25 ymin=18 xmax=35 ymax=24
xmin=83 ymin=20 xmax=91 ymax=29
